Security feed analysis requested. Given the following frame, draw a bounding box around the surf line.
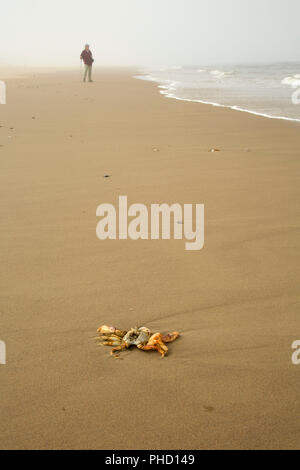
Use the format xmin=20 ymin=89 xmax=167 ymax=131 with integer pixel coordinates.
xmin=96 ymin=196 xmax=204 ymax=251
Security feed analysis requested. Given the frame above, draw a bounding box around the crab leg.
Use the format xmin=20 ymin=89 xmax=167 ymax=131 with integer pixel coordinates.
xmin=101 ymin=339 xmax=123 ymax=346
xmin=139 ymin=333 xmax=169 ymax=357
xmin=98 ymin=334 xmax=123 ymax=342
xmin=140 ymin=343 xmax=168 ymax=357
xmin=110 ymin=343 xmax=128 ymax=355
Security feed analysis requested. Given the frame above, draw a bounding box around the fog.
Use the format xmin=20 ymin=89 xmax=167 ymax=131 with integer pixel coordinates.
xmin=1 ymin=0 xmax=300 ymax=67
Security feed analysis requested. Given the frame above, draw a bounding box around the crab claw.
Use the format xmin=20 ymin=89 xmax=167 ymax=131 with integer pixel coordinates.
xmin=162 ymin=332 xmax=180 ymax=343
xmin=97 ymin=325 xmax=115 ymax=335
xmin=97 ymin=325 xmax=126 ymax=337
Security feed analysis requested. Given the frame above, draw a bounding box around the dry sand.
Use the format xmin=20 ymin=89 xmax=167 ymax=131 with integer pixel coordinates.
xmin=0 ymin=68 xmax=299 ymax=450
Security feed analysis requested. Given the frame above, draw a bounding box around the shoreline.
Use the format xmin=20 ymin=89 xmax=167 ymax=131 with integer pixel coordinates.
xmin=0 ymin=68 xmax=299 ymax=450
xmin=3 ymin=66 xmax=300 ymax=123
xmin=134 ymin=71 xmax=300 ymax=124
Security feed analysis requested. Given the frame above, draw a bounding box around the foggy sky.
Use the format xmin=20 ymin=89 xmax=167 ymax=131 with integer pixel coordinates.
xmin=1 ymin=0 xmax=300 ymax=67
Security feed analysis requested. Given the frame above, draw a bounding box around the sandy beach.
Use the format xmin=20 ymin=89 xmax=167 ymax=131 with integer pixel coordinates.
xmin=0 ymin=68 xmax=299 ymax=450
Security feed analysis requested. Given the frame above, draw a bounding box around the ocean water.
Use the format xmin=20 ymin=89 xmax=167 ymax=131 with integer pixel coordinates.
xmin=135 ymin=63 xmax=300 ymax=122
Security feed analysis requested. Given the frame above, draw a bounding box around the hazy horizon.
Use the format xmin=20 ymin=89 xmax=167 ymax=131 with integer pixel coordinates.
xmin=1 ymin=0 xmax=300 ymax=68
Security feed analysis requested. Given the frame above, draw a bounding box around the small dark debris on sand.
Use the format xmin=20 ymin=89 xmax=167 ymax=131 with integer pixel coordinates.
xmin=103 ymin=174 xmax=111 ymax=178
xmin=203 ymin=405 xmax=214 ymax=412
xmin=209 ymin=148 xmax=220 ymax=152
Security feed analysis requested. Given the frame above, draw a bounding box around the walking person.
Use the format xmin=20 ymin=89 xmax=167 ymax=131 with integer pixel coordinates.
xmin=80 ymin=44 xmax=94 ymax=82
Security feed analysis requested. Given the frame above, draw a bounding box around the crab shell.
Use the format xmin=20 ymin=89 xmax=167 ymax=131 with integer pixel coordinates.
xmin=123 ymin=327 xmax=152 ymax=348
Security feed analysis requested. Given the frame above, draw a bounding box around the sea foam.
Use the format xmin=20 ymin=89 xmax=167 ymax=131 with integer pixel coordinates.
xmin=281 ymin=75 xmax=300 ymax=88
xmin=134 ymin=64 xmax=300 ymax=123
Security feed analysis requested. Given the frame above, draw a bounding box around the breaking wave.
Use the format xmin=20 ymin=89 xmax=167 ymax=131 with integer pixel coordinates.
xmin=134 ymin=64 xmax=300 ymax=123
xmin=281 ymin=75 xmax=300 ymax=88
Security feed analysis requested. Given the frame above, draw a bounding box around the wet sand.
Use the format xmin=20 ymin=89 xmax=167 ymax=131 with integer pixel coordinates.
xmin=0 ymin=68 xmax=299 ymax=449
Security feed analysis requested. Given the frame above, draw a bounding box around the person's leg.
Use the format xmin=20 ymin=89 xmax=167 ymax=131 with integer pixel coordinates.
xmin=83 ymin=65 xmax=88 ymax=82
xmin=88 ymin=65 xmax=92 ymax=82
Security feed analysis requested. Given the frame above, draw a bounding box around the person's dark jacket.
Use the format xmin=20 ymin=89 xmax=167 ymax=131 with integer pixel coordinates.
xmin=80 ymin=49 xmax=94 ymax=66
